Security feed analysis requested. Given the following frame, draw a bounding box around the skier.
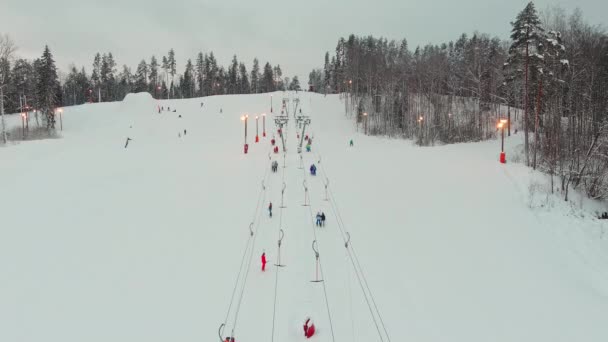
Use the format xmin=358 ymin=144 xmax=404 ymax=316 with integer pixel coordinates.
xmin=261 ymin=251 xmax=267 ymax=271
xmin=303 ymin=318 xmax=315 ymax=338
xmin=321 ymin=212 xmax=326 ymax=226
xmin=200 ymin=102 xmax=204 ymax=108
xmin=315 ymin=212 xmax=322 ymax=226
xmin=124 ymin=137 xmax=132 ymax=148
xmin=349 ymin=139 xmax=354 ymax=147
xmin=268 ymin=202 xmax=273 ymax=217
xmin=184 ymin=129 xmax=187 ymax=135
xmin=306 ymin=143 xmax=311 ymax=152
xmin=271 ymin=138 xmax=276 ymax=146
xmin=310 ymin=164 xmax=316 ymax=176
xmin=220 ymin=108 xmax=223 ymax=113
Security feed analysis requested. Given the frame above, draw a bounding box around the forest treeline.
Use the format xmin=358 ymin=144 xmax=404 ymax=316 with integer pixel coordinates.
xmin=308 ymin=3 xmax=608 ymax=201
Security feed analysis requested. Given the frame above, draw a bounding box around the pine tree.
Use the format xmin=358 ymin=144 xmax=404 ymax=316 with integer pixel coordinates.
xmin=505 ymin=1 xmax=545 ymax=167
xmin=134 ymin=60 xmax=148 ymax=92
xmin=238 ymin=63 xmax=250 ymax=94
xmin=182 ymin=59 xmax=194 ymax=98
xmin=289 ymin=76 xmax=301 ymax=91
xmin=36 ymin=45 xmax=59 ymax=129
xmin=149 ymin=56 xmax=159 ymax=97
xmin=251 ymin=58 xmax=260 ymax=93
xmin=323 ymin=52 xmax=331 ymax=93
xmin=91 ymin=53 xmax=101 ymax=102
xmin=167 ymin=49 xmax=176 ymax=97
xmin=162 ymin=55 xmax=169 ymax=98
xmin=228 ymin=55 xmax=239 ymax=94
xmin=195 ymin=52 xmax=204 ymax=96
xmin=262 ymin=62 xmax=274 ymax=92
xmin=273 ymin=65 xmax=284 ymax=90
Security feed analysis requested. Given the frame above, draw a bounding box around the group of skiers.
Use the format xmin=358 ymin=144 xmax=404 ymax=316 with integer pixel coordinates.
xmin=315 ymin=212 xmax=326 ymax=227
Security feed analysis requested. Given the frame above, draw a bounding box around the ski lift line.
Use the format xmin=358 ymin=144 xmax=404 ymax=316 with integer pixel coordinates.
xmin=300 ymin=163 xmax=336 ymax=342
xmin=324 ymin=176 xmax=392 ymax=342
xmin=271 ymin=147 xmax=289 ymax=342
xmin=223 ymin=147 xmax=274 ymax=337
xmin=307 ymin=124 xmax=392 ymax=342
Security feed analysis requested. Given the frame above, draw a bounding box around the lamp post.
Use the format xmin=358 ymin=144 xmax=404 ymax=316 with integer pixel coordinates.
xmin=241 ymin=114 xmax=248 ymax=153
xmin=363 ymin=112 xmax=368 ymax=135
xmin=498 ymin=119 xmax=507 ymax=163
xmin=255 ymin=115 xmax=259 ymax=143
xmin=57 ymin=108 xmax=63 ymax=131
xmin=271 ymin=95 xmax=273 ymax=113
xmin=418 ymin=116 xmax=424 ymax=143
xmin=21 ymin=112 xmax=26 ymax=139
xmin=262 ymin=113 xmax=266 ymax=137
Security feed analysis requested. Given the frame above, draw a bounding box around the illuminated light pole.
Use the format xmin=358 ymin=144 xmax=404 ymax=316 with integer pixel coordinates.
xmin=363 ymin=112 xmax=368 ymax=135
xmin=241 ymin=114 xmax=249 ymax=154
xmin=21 ymin=112 xmax=26 ymax=139
xmin=498 ymin=119 xmax=507 ymax=163
xmin=418 ymin=115 xmax=424 ymax=144
xmin=255 ymin=115 xmax=260 ymax=143
xmin=262 ymin=113 xmax=266 ymax=137
xmin=88 ymin=89 xmax=93 ymax=103
xmin=270 ymin=95 xmax=273 ymax=113
xmin=56 ymin=108 xmax=63 ymax=131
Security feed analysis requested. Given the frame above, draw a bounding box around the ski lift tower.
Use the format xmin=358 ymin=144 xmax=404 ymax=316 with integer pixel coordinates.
xmin=282 ymin=97 xmax=290 ymax=115
xmin=296 ymin=114 xmax=311 ymax=153
xmin=274 ymin=113 xmax=289 ymax=153
xmin=292 ymin=98 xmax=300 ymax=118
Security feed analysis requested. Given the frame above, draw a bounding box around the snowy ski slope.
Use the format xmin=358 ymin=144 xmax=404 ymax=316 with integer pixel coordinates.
xmin=1 ymin=91 xmax=607 ymax=342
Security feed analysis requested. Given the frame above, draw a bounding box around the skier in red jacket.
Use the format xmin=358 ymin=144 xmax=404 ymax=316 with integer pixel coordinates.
xmin=261 ymin=252 xmax=267 ymax=271
xmin=303 ymin=317 xmax=315 ymax=338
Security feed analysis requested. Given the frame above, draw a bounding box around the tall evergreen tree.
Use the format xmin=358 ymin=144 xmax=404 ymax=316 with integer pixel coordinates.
xmin=91 ymin=53 xmax=101 ymax=102
xmin=195 ymin=52 xmax=204 ymax=96
xmin=167 ymin=49 xmax=176 ymax=97
xmin=134 ymin=60 xmax=148 ymax=92
xmin=161 ymin=55 xmax=169 ymax=98
xmin=238 ymin=63 xmax=250 ymax=94
xmin=36 ymin=45 xmax=59 ymax=129
xmin=261 ymin=62 xmax=275 ymax=92
xmin=149 ymin=55 xmax=159 ymax=96
xmin=251 ymin=58 xmax=260 ymax=93
xmin=505 ymin=1 xmax=545 ymax=167
xmin=228 ymin=55 xmax=239 ymax=94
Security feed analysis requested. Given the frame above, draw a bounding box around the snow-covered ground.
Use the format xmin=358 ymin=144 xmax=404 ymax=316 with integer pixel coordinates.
xmin=1 ymin=91 xmax=607 ymax=342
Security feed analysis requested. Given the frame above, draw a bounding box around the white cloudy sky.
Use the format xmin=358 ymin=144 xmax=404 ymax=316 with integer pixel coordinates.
xmin=1 ymin=0 xmax=606 ymax=81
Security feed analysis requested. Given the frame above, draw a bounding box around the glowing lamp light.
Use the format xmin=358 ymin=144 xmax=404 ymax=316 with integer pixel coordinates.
xmin=240 ymin=115 xmax=245 ymax=121
xmin=21 ymin=113 xmax=26 ymax=118
xmin=363 ymin=112 xmax=368 ymax=116
xmin=262 ymin=113 xmax=266 ymax=116
xmin=497 ymin=122 xmax=504 ymax=129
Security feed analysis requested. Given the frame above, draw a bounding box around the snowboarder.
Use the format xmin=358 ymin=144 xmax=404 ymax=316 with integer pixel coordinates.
xmin=349 ymin=139 xmax=354 ymax=147
xmin=303 ymin=318 xmax=315 ymax=338
xmin=261 ymin=252 xmax=267 ymax=271
xmin=321 ymin=212 xmax=326 ymax=226
xmin=268 ymin=202 xmax=273 ymax=217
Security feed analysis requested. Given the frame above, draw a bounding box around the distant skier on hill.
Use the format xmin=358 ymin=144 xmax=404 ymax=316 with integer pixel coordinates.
xmin=268 ymin=202 xmax=273 ymax=217
xmin=349 ymin=139 xmax=354 ymax=147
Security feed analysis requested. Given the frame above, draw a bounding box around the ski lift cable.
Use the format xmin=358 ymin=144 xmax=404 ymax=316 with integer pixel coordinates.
xmin=223 ymin=146 xmax=273 ymax=338
xmin=301 ymin=157 xmax=336 ymax=342
xmin=310 ymin=125 xmax=392 ymax=342
xmin=271 ymin=153 xmax=288 ymax=342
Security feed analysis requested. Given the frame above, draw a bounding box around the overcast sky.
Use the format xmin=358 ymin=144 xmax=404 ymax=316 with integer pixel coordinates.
xmin=2 ymin=0 xmax=606 ymax=81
